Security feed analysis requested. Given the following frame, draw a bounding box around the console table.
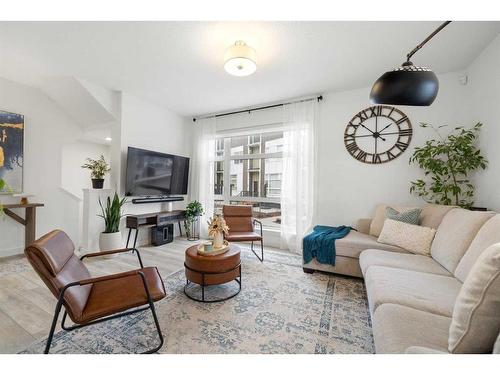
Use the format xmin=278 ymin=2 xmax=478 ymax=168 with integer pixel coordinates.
xmin=125 ymin=210 xmax=187 ymax=248
xmin=3 ymin=203 xmax=44 ymax=247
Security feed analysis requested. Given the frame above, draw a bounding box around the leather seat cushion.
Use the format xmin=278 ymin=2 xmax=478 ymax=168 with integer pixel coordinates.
xmin=79 ymin=267 xmax=166 ymax=324
xmin=225 ymin=232 xmax=262 ymax=242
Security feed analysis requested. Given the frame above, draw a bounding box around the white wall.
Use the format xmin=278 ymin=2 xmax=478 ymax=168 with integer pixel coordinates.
xmin=466 ymin=34 xmax=500 ymax=212
xmin=112 ymin=93 xmax=193 ymax=245
xmin=61 ymin=140 xmax=111 ymax=200
xmin=314 ymin=71 xmax=476 ymax=226
xmin=0 ymin=78 xmax=85 ymax=256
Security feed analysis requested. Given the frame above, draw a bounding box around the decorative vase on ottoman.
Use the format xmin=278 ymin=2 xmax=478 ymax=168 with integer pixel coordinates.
xmin=208 ymin=214 xmax=230 ymax=249
xmin=213 ymin=232 xmax=224 ymax=248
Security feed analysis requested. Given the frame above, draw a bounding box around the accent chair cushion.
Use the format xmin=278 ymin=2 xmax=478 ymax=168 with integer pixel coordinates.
xmin=385 ymin=207 xmax=421 ymax=225
xmin=454 ymin=214 xmax=500 ymax=282
xmin=448 ymin=243 xmax=500 ymax=353
xmin=431 ymin=208 xmax=494 ymax=273
xmin=378 ymin=219 xmax=436 ymax=256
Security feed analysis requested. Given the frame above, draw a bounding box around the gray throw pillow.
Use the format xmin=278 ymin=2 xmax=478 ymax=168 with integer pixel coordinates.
xmin=385 ymin=207 xmax=421 ymax=225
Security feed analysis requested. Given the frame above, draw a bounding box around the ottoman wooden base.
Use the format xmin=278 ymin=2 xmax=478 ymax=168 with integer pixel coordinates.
xmin=184 ymin=244 xmax=241 ymax=303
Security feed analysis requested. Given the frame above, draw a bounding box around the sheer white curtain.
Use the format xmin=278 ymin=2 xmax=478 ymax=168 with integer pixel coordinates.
xmin=189 ymin=116 xmax=216 ymax=238
xmin=280 ymin=100 xmax=317 ymax=253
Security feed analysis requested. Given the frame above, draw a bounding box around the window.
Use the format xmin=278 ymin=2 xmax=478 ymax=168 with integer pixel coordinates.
xmin=214 ymin=131 xmax=283 ymax=229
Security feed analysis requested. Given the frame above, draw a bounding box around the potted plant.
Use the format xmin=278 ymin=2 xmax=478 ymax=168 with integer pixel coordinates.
xmin=184 ymin=200 xmax=204 ymax=240
xmin=409 ymin=122 xmax=488 ymax=209
xmin=98 ymin=193 xmax=127 ymax=251
xmin=207 ymin=214 xmax=230 ymax=249
xmin=82 ymin=155 xmax=111 ymax=189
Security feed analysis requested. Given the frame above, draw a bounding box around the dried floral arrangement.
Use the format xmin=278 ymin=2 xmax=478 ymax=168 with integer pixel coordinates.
xmin=207 ymin=214 xmax=230 ymax=237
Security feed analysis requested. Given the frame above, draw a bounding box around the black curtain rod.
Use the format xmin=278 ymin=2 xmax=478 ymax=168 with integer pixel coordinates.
xmin=192 ymin=95 xmax=323 ymax=122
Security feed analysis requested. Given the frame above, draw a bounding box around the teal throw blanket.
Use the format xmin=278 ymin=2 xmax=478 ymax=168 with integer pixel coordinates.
xmin=303 ymin=225 xmax=352 ymax=265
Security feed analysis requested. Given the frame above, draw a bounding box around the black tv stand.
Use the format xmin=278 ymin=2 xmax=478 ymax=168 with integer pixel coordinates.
xmin=131 ymin=196 xmax=184 ymax=204
xmin=125 ymin=210 xmax=187 ymax=248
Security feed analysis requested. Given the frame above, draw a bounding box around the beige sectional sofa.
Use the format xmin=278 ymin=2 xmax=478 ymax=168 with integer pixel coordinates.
xmin=303 ymin=203 xmax=500 ymax=353
xmin=303 ymin=204 xmax=456 ymax=277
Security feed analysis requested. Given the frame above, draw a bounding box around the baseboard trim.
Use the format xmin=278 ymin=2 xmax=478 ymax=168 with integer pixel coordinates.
xmin=0 ymin=246 xmax=24 ymax=258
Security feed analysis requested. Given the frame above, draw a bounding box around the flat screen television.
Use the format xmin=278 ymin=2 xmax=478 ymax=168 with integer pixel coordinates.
xmin=125 ymin=147 xmax=189 ymax=196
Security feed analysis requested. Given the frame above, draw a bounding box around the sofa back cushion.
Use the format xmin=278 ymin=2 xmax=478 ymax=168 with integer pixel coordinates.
xmin=369 ymin=203 xmax=454 ymax=237
xmin=419 ymin=204 xmax=456 ymax=229
xmin=454 ymin=214 xmax=500 ymax=282
xmin=431 ymin=208 xmax=494 ymax=273
xmin=369 ymin=204 xmax=417 ymax=237
xmin=377 ymin=219 xmax=436 ymax=256
xmin=448 ymin=243 xmax=500 ymax=353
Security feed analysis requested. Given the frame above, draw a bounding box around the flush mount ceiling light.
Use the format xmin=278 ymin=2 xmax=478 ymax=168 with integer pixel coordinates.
xmin=370 ymin=21 xmax=451 ymax=106
xmin=224 ymin=40 xmax=257 ymax=77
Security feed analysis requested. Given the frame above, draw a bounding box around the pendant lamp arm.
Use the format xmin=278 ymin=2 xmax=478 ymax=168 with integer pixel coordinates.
xmin=406 ymin=21 xmax=452 ymax=62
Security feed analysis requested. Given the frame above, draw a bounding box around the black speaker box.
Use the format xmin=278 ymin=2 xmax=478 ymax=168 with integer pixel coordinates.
xmin=151 ymin=224 xmax=174 ymax=246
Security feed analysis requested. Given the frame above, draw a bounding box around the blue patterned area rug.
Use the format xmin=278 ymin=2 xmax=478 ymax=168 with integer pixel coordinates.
xmin=21 ymin=250 xmax=374 ymax=354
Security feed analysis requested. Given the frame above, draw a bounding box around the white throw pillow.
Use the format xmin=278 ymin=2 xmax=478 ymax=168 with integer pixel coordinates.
xmin=377 ymin=219 xmax=436 ymax=256
xmin=448 ymin=243 xmax=500 ymax=353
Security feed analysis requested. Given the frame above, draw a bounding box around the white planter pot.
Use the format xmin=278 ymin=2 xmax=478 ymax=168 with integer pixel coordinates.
xmin=99 ymin=231 xmax=122 ymax=251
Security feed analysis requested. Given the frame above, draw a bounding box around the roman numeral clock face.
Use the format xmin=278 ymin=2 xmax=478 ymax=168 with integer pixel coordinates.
xmin=344 ymin=105 xmax=412 ymax=164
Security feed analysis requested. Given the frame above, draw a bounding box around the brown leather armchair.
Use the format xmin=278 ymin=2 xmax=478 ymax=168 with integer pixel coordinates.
xmin=222 ymin=205 xmax=264 ymax=262
xmin=25 ymin=229 xmax=166 ymax=354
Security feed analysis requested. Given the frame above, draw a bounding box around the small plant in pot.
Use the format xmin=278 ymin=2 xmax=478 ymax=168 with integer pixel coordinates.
xmin=81 ymin=155 xmax=110 ymax=189
xmin=184 ymin=200 xmax=204 ymax=240
xmin=98 ymin=193 xmax=127 ymax=251
xmin=409 ymin=122 xmax=488 ymax=209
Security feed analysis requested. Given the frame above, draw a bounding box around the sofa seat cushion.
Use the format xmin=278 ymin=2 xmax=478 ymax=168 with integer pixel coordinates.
xmin=359 ymin=249 xmax=451 ymax=277
xmin=335 ymin=231 xmax=407 ymax=259
xmin=372 ymin=304 xmax=451 ymax=353
xmin=365 ymin=266 xmax=462 ymax=317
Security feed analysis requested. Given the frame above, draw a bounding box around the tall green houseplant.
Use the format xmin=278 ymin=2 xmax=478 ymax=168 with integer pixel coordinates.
xmin=98 ymin=193 xmax=127 ymax=233
xmin=184 ymin=201 xmax=204 ymax=239
xmin=409 ymin=123 xmax=488 ymax=208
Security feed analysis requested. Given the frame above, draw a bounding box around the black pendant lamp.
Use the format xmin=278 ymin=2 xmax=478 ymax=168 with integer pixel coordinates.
xmin=370 ymin=21 xmax=451 ymax=106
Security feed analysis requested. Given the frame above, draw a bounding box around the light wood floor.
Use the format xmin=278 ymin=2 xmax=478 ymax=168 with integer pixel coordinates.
xmin=0 ymin=238 xmax=283 ymax=353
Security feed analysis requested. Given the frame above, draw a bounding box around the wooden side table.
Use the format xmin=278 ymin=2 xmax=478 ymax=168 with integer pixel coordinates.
xmin=3 ymin=203 xmax=44 ymax=247
xmin=184 ymin=244 xmax=241 ymax=303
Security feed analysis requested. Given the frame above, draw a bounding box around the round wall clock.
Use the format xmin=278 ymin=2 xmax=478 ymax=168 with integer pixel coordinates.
xmin=344 ymin=105 xmax=412 ymax=164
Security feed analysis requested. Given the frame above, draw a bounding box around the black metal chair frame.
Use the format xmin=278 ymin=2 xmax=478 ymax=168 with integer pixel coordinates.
xmin=184 ymin=263 xmax=242 ymax=303
xmin=250 ymin=219 xmax=264 ymax=262
xmin=44 ymin=248 xmax=164 ymax=354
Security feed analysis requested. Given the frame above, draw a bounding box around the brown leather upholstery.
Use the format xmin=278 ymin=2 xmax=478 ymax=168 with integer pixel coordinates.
xmin=225 ymin=232 xmax=262 ymax=241
xmin=81 ymin=267 xmax=165 ymax=323
xmin=223 ymin=205 xmax=262 ymax=241
xmin=185 ymin=245 xmax=241 ymax=286
xmin=25 ymin=230 xmax=166 ymax=324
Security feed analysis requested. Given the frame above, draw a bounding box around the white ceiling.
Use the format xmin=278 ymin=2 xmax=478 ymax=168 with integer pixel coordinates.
xmin=0 ymin=21 xmax=499 ymax=116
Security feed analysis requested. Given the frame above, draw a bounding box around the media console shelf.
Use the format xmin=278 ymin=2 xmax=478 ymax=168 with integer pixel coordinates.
xmin=125 ymin=209 xmax=187 ymax=248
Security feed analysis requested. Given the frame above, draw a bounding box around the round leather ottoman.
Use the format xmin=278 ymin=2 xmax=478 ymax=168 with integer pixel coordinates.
xmin=184 ymin=244 xmax=241 ymax=302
